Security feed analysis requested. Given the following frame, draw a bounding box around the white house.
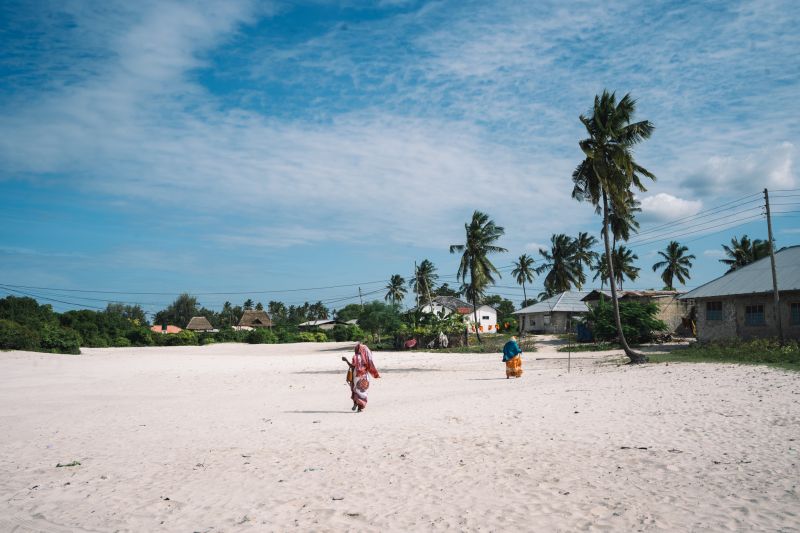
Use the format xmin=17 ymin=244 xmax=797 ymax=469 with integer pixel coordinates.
xmin=419 ymin=296 xmax=499 ymax=333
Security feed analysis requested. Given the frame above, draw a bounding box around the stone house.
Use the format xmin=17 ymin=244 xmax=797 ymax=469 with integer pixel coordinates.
xmin=582 ymin=290 xmax=690 ymax=333
xmin=679 ymin=245 xmax=800 ymax=341
xmin=512 ymin=291 xmax=589 ymax=334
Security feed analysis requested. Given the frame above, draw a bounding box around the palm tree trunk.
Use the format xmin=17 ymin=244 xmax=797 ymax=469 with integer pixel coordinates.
xmin=472 ymin=295 xmax=482 ymax=344
xmin=522 ymin=282 xmax=527 ymax=306
xmin=602 ymin=191 xmax=647 ymax=364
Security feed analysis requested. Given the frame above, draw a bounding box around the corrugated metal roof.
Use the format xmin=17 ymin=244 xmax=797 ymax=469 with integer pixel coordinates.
xmin=512 ymin=291 xmax=590 ymax=314
xmin=680 ymin=245 xmax=800 ymax=299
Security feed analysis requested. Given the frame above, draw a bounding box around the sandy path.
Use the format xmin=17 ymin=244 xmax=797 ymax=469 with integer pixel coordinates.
xmin=1 ymin=341 xmax=798 ymax=532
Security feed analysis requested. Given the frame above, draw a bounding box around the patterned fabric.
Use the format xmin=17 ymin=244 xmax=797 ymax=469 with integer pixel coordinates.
xmin=350 ymin=344 xmax=380 ymax=409
xmin=505 ymin=355 xmax=523 ymax=378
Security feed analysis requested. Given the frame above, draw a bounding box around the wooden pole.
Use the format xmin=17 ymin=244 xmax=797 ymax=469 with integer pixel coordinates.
xmin=764 ymin=188 xmax=784 ymax=344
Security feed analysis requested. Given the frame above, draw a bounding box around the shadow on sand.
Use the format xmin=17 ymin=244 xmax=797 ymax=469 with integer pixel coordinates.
xmin=284 ymin=410 xmax=355 ymax=414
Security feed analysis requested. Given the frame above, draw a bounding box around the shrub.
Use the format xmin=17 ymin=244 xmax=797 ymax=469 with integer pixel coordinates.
xmin=112 ymin=336 xmax=131 ymax=347
xmin=247 ymin=328 xmax=277 ymax=344
xmin=201 ymin=336 xmax=216 ymax=345
xmin=39 ymin=324 xmax=81 ymax=354
xmin=585 ymin=298 xmax=667 ymax=344
xmin=126 ymin=327 xmax=154 ymax=346
xmin=296 ymin=332 xmax=318 ymax=343
xmin=0 ymin=319 xmax=41 ymax=351
xmin=215 ymin=327 xmax=248 ymax=343
xmin=155 ymin=330 xmax=199 ymax=346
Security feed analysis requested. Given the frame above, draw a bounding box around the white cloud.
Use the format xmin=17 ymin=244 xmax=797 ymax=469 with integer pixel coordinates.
xmin=524 ymin=242 xmax=549 ymax=254
xmin=681 ymin=142 xmax=796 ymax=195
xmin=639 ymin=193 xmax=703 ymax=223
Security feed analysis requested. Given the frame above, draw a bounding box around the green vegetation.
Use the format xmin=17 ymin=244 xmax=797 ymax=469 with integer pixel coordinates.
xmin=557 ymin=342 xmax=621 ymax=353
xmin=648 ymin=339 xmax=800 ymax=371
xmin=584 ymin=297 xmax=666 ymax=344
xmin=652 ymin=241 xmax=695 ymax=290
xmin=719 ymin=235 xmax=769 ymax=273
xmin=432 ymin=333 xmax=536 ymax=354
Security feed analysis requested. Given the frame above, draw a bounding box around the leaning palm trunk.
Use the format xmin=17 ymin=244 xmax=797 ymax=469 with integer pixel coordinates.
xmin=471 ymin=269 xmax=482 ymax=343
xmin=602 ymin=191 xmax=647 ymax=364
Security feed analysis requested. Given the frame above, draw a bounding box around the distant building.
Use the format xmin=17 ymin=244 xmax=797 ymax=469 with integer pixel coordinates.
xmin=185 ymin=316 xmax=215 ymax=332
xmin=680 ymin=246 xmax=800 ymax=342
xmin=150 ymin=324 xmax=182 ymax=334
xmin=582 ymin=289 xmax=690 ymax=333
xmin=419 ymin=296 xmax=498 ymax=333
xmin=237 ymin=310 xmax=273 ymax=330
xmin=513 ymin=291 xmax=589 ymax=334
xmin=298 ymin=319 xmax=348 ymax=331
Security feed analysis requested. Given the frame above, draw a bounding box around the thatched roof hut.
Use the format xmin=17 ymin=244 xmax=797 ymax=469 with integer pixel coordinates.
xmin=186 ymin=316 xmax=214 ymax=331
xmin=238 ymin=310 xmax=273 ymax=328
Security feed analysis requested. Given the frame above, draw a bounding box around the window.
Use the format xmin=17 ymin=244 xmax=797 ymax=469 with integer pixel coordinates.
xmin=745 ymin=304 xmax=765 ymax=326
xmin=482 ymin=315 xmax=490 ymax=320
xmin=706 ymin=301 xmax=723 ymax=321
xmin=791 ymin=303 xmax=800 ymax=325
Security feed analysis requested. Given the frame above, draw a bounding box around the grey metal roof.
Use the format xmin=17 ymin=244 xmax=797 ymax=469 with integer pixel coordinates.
xmin=512 ymin=291 xmax=590 ymax=314
xmin=680 ymin=245 xmax=800 ymax=300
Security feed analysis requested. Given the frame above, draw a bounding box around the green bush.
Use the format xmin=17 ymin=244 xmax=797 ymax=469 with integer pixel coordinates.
xmin=112 ymin=336 xmax=131 ymax=347
xmin=215 ymin=327 xmax=248 ymax=343
xmin=126 ymin=328 xmax=154 ymax=346
xmin=201 ymin=336 xmax=216 ymax=346
xmin=39 ymin=324 xmax=81 ymax=354
xmin=585 ymin=298 xmax=667 ymax=344
xmin=0 ymin=319 xmax=41 ymax=351
xmin=154 ymin=330 xmax=198 ymax=346
xmin=296 ymin=332 xmax=318 ymax=343
xmin=247 ymin=328 xmax=277 ymax=344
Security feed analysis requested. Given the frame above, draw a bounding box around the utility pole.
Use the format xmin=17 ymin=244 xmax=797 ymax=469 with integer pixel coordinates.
xmin=764 ymin=188 xmax=784 ymax=344
xmin=358 ymin=287 xmax=363 ymax=310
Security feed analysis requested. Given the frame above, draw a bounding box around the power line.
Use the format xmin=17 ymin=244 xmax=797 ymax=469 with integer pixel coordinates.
xmin=0 ymin=284 xmax=106 ymax=311
xmin=628 ymin=213 xmax=765 ymax=249
xmin=626 ymin=206 xmax=764 ymax=246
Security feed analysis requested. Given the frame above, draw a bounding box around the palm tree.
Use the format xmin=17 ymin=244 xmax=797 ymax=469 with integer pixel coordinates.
xmin=608 ymin=193 xmax=641 ymax=248
xmin=450 ymin=211 xmax=507 ymax=343
xmin=573 ymin=232 xmax=599 ymax=281
xmin=511 ymin=254 xmax=536 ymax=305
xmin=243 ymin=299 xmax=254 ymax=311
xmin=536 ymin=234 xmax=584 ymax=294
xmin=571 ymin=90 xmax=656 ymax=363
xmin=594 ymin=247 xmax=640 ymax=289
xmin=719 ymin=235 xmax=769 ymax=273
xmin=410 ymin=259 xmax=438 ymax=307
xmin=384 ymin=274 xmax=407 ymax=305
xmin=222 ymin=301 xmax=233 ymax=327
xmin=652 ymin=241 xmax=695 ymax=290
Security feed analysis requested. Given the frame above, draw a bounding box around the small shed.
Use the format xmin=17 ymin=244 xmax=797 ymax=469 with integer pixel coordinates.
xmin=238 ymin=310 xmax=273 ymax=329
xmin=186 ymin=316 xmax=215 ymax=332
xmin=513 ymin=291 xmax=589 ymax=334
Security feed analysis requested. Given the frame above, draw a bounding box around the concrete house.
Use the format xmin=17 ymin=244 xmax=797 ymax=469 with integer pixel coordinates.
xmin=298 ymin=319 xmax=349 ymax=331
xmin=679 ymin=245 xmax=800 ymax=341
xmin=513 ymin=291 xmax=589 ymax=334
xmin=582 ymin=290 xmax=690 ymax=333
xmin=419 ymin=296 xmax=499 ymax=333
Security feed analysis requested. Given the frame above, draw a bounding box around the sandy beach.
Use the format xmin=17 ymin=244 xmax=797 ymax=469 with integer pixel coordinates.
xmin=1 ymin=340 xmax=798 ymax=532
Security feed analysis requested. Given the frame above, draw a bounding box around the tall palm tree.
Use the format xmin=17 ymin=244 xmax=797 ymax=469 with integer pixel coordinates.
xmin=652 ymin=241 xmax=695 ymax=290
xmin=573 ymin=232 xmax=599 ymax=281
xmin=511 ymin=254 xmax=536 ymax=305
xmin=719 ymin=235 xmax=769 ymax=273
xmin=571 ymin=90 xmax=656 ymax=363
xmin=243 ymin=299 xmax=254 ymax=311
xmin=450 ymin=211 xmax=507 ymax=343
xmin=384 ymin=274 xmax=407 ymax=305
xmin=536 ymin=234 xmax=584 ymax=293
xmin=410 ymin=259 xmax=438 ymax=308
xmin=222 ymin=301 xmax=233 ymax=327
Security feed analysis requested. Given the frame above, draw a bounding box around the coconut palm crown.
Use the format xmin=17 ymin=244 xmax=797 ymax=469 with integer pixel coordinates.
xmin=652 ymin=241 xmax=695 ymax=290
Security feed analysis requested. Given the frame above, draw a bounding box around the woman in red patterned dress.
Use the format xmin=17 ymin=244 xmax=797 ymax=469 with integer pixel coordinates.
xmin=344 ymin=342 xmax=380 ymax=412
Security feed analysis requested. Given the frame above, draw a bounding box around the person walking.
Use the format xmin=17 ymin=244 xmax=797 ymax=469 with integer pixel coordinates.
xmin=502 ymin=336 xmax=523 ymax=378
xmin=342 ymin=342 xmax=380 ymax=412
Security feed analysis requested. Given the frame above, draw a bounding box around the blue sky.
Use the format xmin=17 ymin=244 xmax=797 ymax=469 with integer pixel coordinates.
xmin=1 ymin=0 xmax=798 ymax=316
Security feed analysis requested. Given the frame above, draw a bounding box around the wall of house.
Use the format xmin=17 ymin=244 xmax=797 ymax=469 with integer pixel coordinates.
xmin=518 ymin=312 xmax=573 ymax=334
xmin=694 ymin=291 xmax=800 ymax=341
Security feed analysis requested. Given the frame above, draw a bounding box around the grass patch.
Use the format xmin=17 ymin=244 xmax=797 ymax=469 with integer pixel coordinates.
xmin=556 ymin=342 xmax=622 ymax=353
xmin=648 ymin=339 xmax=800 ymax=371
xmin=431 ymin=334 xmax=536 ymax=354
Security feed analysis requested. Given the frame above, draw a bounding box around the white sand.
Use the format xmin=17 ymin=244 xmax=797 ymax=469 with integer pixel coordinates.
xmin=1 ymin=340 xmax=798 ymax=532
